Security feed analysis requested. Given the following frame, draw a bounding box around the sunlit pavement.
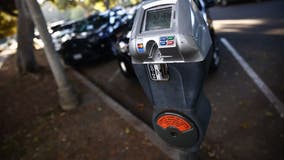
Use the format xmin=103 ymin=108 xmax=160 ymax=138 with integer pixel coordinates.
xmin=0 ymin=45 xmax=17 ymax=69
xmin=211 ymin=0 xmax=284 ymax=104
xmin=0 ymin=38 xmax=44 ymax=69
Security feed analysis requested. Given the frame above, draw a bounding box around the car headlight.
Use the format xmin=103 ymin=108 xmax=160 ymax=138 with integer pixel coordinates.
xmin=118 ymin=41 xmax=128 ymax=53
xmin=77 ymin=32 xmax=88 ymax=39
xmin=126 ymin=31 xmax=131 ymax=39
xmin=61 ymin=35 xmax=71 ymax=43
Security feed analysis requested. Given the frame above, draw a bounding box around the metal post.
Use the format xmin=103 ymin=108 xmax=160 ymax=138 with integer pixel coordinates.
xmin=24 ymin=0 xmax=79 ymax=110
xmin=179 ymin=150 xmax=199 ymax=160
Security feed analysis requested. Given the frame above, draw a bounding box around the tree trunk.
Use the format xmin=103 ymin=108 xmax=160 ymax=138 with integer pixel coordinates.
xmin=24 ymin=0 xmax=79 ymax=110
xmin=104 ymin=0 xmax=110 ymax=10
xmin=15 ymin=0 xmax=37 ymax=74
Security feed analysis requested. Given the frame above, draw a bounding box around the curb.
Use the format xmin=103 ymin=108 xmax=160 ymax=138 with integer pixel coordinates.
xmin=71 ymin=69 xmax=180 ymax=160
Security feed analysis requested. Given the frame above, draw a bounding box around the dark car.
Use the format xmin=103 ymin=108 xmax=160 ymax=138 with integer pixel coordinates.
xmin=114 ymin=0 xmax=220 ymax=78
xmin=217 ymin=0 xmax=262 ymax=6
xmin=51 ymin=19 xmax=86 ymax=51
xmin=56 ymin=7 xmax=132 ymax=65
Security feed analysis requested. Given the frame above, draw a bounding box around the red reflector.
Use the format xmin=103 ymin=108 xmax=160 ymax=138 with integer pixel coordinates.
xmin=167 ymin=40 xmax=174 ymax=45
xmin=157 ymin=115 xmax=192 ymax=132
xmin=137 ymin=43 xmax=143 ymax=48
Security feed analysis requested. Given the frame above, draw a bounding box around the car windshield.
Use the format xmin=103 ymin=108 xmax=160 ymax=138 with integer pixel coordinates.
xmin=72 ymin=14 xmax=109 ymax=33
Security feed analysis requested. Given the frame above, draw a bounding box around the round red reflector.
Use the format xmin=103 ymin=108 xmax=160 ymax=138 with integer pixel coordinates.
xmin=157 ymin=115 xmax=192 ymax=132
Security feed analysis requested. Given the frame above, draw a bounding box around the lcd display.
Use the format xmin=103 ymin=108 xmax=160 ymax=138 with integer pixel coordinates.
xmin=145 ymin=7 xmax=172 ymax=31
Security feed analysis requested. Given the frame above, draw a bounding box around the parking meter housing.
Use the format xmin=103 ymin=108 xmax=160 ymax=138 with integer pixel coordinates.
xmin=129 ymin=0 xmax=212 ymax=63
xmin=129 ymin=0 xmax=212 ymax=149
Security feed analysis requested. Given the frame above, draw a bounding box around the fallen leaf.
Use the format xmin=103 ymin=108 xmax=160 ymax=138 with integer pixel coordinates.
xmin=265 ymin=111 xmax=273 ymax=117
xmin=97 ymin=107 xmax=102 ymax=112
xmin=240 ymin=122 xmax=250 ymax=129
xmin=136 ymin=103 xmax=144 ymax=111
xmin=60 ymin=112 xmax=66 ymax=117
xmin=208 ymin=150 xmax=216 ymax=158
xmin=26 ymin=133 xmax=31 ymax=138
xmin=33 ymin=137 xmax=39 ymax=143
xmin=125 ymin=128 xmax=130 ymax=134
xmin=49 ymin=113 xmax=55 ymax=120
xmin=61 ymin=136 xmax=67 ymax=142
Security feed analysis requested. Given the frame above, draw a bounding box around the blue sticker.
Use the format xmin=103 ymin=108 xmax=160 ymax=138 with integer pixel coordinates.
xmin=160 ymin=37 xmax=167 ymax=41
xmin=138 ymin=48 xmax=144 ymax=53
xmin=160 ymin=41 xmax=167 ymax=46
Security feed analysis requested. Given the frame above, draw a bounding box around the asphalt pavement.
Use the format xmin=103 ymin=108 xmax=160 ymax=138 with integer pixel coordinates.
xmin=211 ymin=0 xmax=284 ymax=105
xmin=77 ymin=0 xmax=284 ymax=159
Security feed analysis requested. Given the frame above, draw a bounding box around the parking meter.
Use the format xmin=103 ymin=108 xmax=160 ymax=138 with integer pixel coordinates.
xmin=129 ymin=0 xmax=213 ymax=150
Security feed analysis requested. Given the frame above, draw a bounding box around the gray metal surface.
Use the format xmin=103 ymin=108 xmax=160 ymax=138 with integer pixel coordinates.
xmin=129 ymin=0 xmax=212 ymax=151
xmin=129 ymin=0 xmax=212 ymax=64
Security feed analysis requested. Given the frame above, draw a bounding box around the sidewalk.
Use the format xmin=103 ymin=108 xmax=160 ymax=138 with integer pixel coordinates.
xmin=0 ymin=52 xmax=175 ymax=160
xmin=0 ymin=46 xmax=16 ymax=69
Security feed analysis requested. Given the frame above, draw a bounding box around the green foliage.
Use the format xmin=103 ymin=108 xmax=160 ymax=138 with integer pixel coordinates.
xmin=0 ymin=11 xmax=17 ymax=38
xmin=69 ymin=6 xmax=87 ymax=20
xmin=0 ymin=0 xmax=142 ymax=38
xmin=48 ymin=0 xmax=141 ymax=11
xmin=48 ymin=0 xmax=77 ymax=9
xmin=0 ymin=0 xmax=17 ymax=16
xmin=0 ymin=0 xmax=17 ymax=38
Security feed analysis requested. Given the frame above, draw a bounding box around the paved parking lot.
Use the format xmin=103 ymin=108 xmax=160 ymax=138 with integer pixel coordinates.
xmin=77 ymin=0 xmax=284 ymax=159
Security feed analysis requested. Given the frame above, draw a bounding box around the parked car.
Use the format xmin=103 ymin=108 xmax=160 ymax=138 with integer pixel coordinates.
xmin=217 ymin=0 xmax=261 ymax=6
xmin=56 ymin=7 xmax=132 ymax=65
xmin=115 ymin=31 xmax=135 ymax=77
xmin=51 ymin=20 xmax=79 ymax=51
xmin=114 ymin=0 xmax=220 ymax=77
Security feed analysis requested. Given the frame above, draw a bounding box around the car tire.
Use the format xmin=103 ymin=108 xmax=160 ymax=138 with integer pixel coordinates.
xmin=221 ymin=0 xmax=228 ymax=6
xmin=210 ymin=47 xmax=220 ymax=72
xmin=118 ymin=59 xmax=135 ymax=78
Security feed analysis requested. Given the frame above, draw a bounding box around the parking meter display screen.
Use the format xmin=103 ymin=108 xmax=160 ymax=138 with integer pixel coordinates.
xmin=145 ymin=7 xmax=172 ymax=31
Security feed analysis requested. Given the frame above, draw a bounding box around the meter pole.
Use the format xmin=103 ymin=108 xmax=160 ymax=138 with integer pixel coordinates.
xmin=179 ymin=150 xmax=198 ymax=160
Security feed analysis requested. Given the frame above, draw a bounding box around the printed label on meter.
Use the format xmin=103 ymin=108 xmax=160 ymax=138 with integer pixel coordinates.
xmin=147 ymin=64 xmax=169 ymax=81
xmin=157 ymin=114 xmax=193 ymax=132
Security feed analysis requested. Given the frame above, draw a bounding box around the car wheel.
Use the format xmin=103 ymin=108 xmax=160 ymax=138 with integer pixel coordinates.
xmin=119 ymin=59 xmax=135 ymax=78
xmin=120 ymin=61 xmax=127 ymax=72
xmin=210 ymin=47 xmax=220 ymax=72
xmin=221 ymin=0 xmax=228 ymax=6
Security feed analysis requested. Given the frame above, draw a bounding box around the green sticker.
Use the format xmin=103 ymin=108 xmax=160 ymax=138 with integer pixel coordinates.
xmin=168 ymin=36 xmax=174 ymax=40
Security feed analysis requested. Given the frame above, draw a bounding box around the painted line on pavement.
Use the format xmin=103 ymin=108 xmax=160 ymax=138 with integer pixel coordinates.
xmin=72 ymin=69 xmax=180 ymax=160
xmin=108 ymin=68 xmax=120 ymax=83
xmin=220 ymin=37 xmax=284 ymax=118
